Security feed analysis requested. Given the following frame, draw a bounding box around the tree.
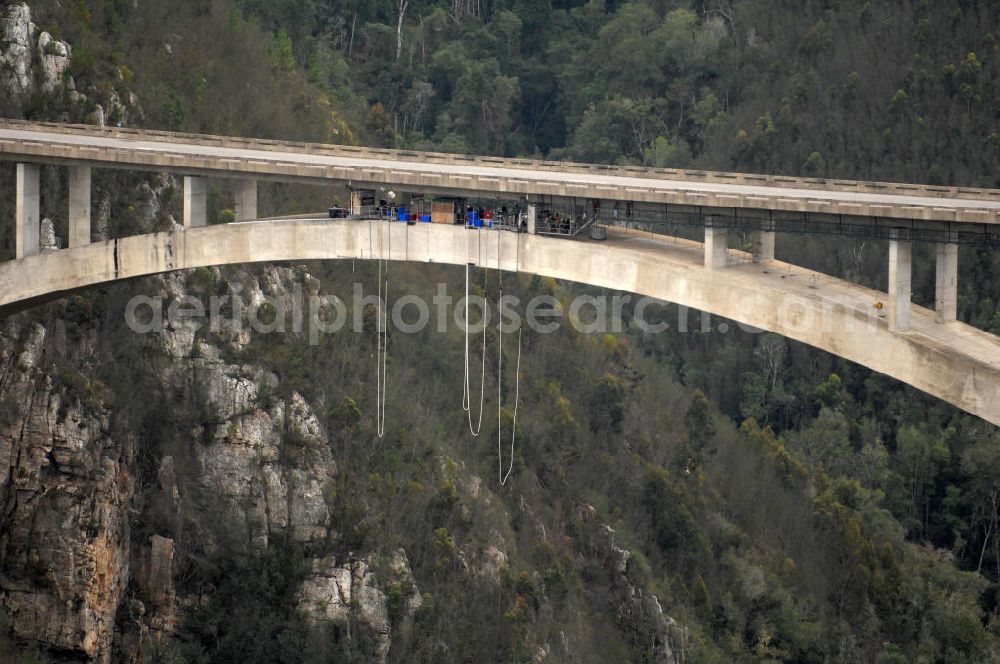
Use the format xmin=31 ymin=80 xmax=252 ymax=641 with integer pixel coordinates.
xmin=739 ymin=370 xmax=769 ymax=424
xmin=788 ymin=407 xmax=852 ymax=475
xmin=812 ymin=373 xmax=845 ymax=411
xmin=396 ymin=0 xmax=408 ymax=60
xmin=755 ymin=334 xmax=787 ymax=391
xmin=684 ymin=389 xmax=715 ymax=467
xmin=961 ymin=434 xmax=1000 ymax=578
xmin=895 ymin=426 xmax=949 ymax=538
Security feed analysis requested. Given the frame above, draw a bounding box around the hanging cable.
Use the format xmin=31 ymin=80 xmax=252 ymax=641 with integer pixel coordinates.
xmin=498 ymin=326 xmax=522 ymax=486
xmin=374 ymin=210 xmax=390 ymax=438
xmin=515 ymin=217 xmax=521 ymax=275
xmin=496 ymin=230 xmax=522 ymax=486
xmin=462 ymin=228 xmax=487 ymax=436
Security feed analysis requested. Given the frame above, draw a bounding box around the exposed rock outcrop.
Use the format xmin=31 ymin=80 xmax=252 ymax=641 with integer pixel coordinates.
xmin=37 ymin=30 xmax=70 ymax=93
xmin=298 ymin=549 xmax=423 ymax=664
xmin=94 ymin=191 xmax=112 ymax=242
xmin=0 ymin=176 xmax=391 ymax=662
xmin=576 ymin=505 xmax=687 ymax=664
xmin=1 ymin=2 xmax=138 ymax=122
xmin=0 ymin=322 xmax=132 ymax=660
xmin=0 ymin=3 xmax=35 ymax=100
xmin=39 ymin=217 xmax=59 ymax=251
xmin=195 ymin=378 xmax=336 ymax=546
xmin=136 ymin=535 xmax=176 ymax=620
xmin=0 ymin=4 xmax=74 ymax=104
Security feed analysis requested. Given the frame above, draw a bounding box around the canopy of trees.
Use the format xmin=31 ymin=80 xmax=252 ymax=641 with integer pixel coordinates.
xmin=4 ymin=1 xmax=1000 ymax=662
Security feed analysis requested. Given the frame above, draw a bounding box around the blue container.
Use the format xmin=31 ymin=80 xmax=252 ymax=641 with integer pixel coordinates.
xmin=421 ymin=214 xmax=431 ymax=223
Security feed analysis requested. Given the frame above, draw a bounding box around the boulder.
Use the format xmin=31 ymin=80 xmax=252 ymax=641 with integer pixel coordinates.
xmin=39 ymin=217 xmax=59 ymax=251
xmin=37 ymin=31 xmax=71 ymax=93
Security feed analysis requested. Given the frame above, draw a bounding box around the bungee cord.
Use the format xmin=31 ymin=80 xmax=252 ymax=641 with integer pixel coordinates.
xmin=374 ymin=212 xmax=390 ymax=438
xmin=453 ymin=215 xmax=526 ymax=485
xmin=496 ymin=230 xmax=522 ymax=486
xmin=498 ymin=326 xmax=522 ymax=486
xmin=370 ymin=204 xmax=528 ymax=455
xmin=462 ymin=228 xmax=487 ymax=436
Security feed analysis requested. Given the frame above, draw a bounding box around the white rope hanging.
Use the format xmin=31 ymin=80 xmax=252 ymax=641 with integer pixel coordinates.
xmin=497 ymin=301 xmax=522 ymax=486
xmin=462 ymin=228 xmax=487 ymax=436
xmin=496 ymin=231 xmax=522 ymax=486
xmin=374 ymin=213 xmax=390 ymax=438
xmin=456 ymin=224 xmax=523 ymax=485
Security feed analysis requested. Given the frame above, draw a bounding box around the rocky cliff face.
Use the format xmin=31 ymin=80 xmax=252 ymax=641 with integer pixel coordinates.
xmin=0 ymin=321 xmax=132 ymax=660
xmin=0 ymin=6 xmax=684 ymax=662
xmin=1 ymin=3 xmax=71 ymax=102
xmin=298 ymin=549 xmax=424 ymax=661
xmin=0 ymin=2 xmax=136 ymax=123
xmin=0 ymin=177 xmax=423 ymax=662
xmin=0 ymin=3 xmax=37 ymax=100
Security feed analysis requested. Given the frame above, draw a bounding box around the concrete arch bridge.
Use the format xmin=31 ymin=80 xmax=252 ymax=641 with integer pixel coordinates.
xmin=1 ymin=122 xmax=999 ymax=425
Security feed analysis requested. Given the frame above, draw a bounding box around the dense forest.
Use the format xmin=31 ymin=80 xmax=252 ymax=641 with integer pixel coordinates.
xmin=2 ymin=0 xmax=1000 ymax=662
xmin=10 ymin=0 xmax=1000 ymax=326
xmin=10 ymin=0 xmax=1000 ymax=187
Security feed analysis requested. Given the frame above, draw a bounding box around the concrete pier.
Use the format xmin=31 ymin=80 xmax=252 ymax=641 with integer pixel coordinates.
xmin=888 ymin=234 xmax=912 ymax=332
xmin=68 ymin=165 xmax=91 ymax=247
xmin=235 ymin=179 xmax=257 ymax=222
xmin=183 ymin=176 xmax=207 ymax=228
xmin=935 ymin=243 xmax=958 ymax=323
xmin=704 ymin=221 xmax=728 ymax=269
xmin=752 ymin=230 xmax=775 ymax=263
xmin=527 ymin=203 xmax=537 ymax=235
xmin=15 ymin=163 xmax=40 ymax=259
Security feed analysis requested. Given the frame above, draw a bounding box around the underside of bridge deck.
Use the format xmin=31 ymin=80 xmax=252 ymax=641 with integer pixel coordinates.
xmin=0 ymin=219 xmax=997 ymax=427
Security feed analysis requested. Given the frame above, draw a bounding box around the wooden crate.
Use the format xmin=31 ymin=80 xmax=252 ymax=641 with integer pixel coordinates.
xmin=431 ymin=201 xmax=456 ymax=224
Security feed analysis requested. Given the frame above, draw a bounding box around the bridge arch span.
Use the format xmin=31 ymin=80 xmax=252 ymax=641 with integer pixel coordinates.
xmin=1 ymin=219 xmax=998 ymax=426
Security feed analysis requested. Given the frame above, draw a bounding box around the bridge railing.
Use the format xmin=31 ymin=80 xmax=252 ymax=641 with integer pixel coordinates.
xmin=5 ymin=119 xmax=1000 ymax=203
xmin=597 ymin=204 xmax=1000 ymax=248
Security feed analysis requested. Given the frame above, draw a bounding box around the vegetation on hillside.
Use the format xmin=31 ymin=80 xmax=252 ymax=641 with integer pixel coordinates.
xmin=2 ymin=0 xmax=1000 ymax=662
xmin=13 ymin=0 xmax=1000 ymax=187
xmin=96 ymin=259 xmax=1000 ymax=662
xmin=11 ymin=0 xmax=1000 ymax=323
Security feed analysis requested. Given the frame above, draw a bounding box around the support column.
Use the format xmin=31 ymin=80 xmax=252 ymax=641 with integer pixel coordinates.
xmin=15 ymin=163 xmax=40 ymax=259
xmin=183 ymin=176 xmax=207 ymax=228
xmin=68 ymin=165 xmax=91 ymax=247
xmin=704 ymin=218 xmax=728 ymax=270
xmin=751 ymin=230 xmax=775 ymax=263
xmin=934 ymin=242 xmax=958 ymax=323
xmin=888 ymin=233 xmax=912 ymax=332
xmin=234 ymin=179 xmax=257 ymax=222
xmin=527 ymin=203 xmax=537 ymax=235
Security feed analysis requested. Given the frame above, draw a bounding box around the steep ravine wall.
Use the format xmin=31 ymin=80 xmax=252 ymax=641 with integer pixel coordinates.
xmin=0 ymin=8 xmax=427 ymax=652
xmin=0 ymin=5 xmax=685 ymax=661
